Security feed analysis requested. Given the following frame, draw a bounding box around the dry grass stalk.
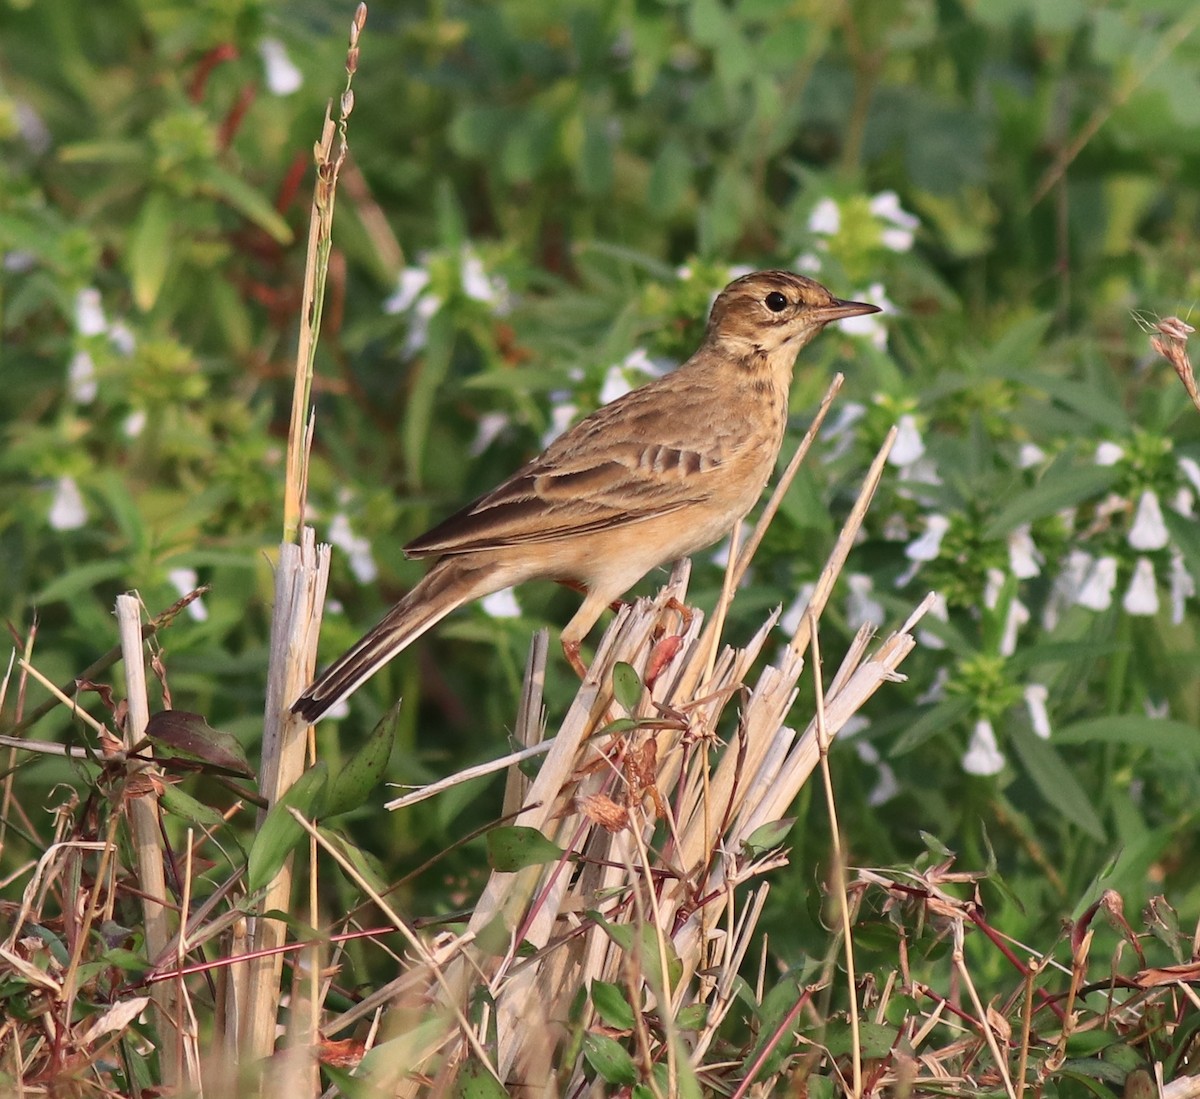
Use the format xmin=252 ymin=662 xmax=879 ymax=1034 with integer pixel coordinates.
xmin=242 ymin=5 xmax=364 ymax=1068
xmin=115 ymin=593 xmax=184 ymax=1088
xmin=343 ymin=427 xmax=932 ymax=1091
xmin=241 ymin=530 xmax=331 ymax=1062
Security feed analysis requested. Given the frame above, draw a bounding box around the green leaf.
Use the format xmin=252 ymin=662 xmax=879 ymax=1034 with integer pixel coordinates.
xmin=247 ymin=762 xmax=328 ymax=894
xmin=891 ymin=696 xmax=974 ymax=756
xmin=742 ymin=817 xmax=795 ymax=855
xmin=590 ymin=979 xmax=636 ymax=1030
xmin=1052 ymin=716 xmax=1200 ymax=757
xmin=612 ymin=661 xmax=642 ymax=712
xmin=403 ymin=307 xmax=454 ymax=490
xmin=34 ymin=559 xmax=130 ymax=604
xmin=158 ymin=785 xmax=228 ymax=831
xmin=127 ymin=190 xmax=173 ymax=312
xmin=984 ymin=463 xmax=1118 ymax=539
xmin=317 ymin=826 xmax=389 ymax=897
xmin=325 ymin=702 xmax=399 ymax=817
xmin=452 ymin=1057 xmax=509 ymax=1098
xmin=582 ymin=1032 xmax=637 ymax=1086
xmin=676 ymin=1003 xmax=708 ymax=1030
xmin=485 ymin=825 xmax=565 ymax=872
xmin=198 ymin=164 xmax=292 ymax=243
xmin=1009 ymin=725 xmax=1105 ymax=841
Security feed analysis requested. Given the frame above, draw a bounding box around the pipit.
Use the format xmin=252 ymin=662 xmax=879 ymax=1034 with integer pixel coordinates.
xmin=292 ymin=270 xmax=878 ymax=722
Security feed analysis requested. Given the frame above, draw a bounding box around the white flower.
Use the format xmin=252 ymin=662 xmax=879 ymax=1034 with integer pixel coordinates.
xmin=48 ymin=476 xmax=87 ymax=530
xmin=840 ymin=282 xmax=893 ymax=350
xmin=808 ymin=197 xmax=841 ymax=236
xmin=167 ymin=568 xmax=208 ymax=621
xmin=542 ymin=402 xmax=578 ymax=447
xmin=1008 ymin=524 xmax=1042 ymax=579
xmin=259 ymin=38 xmax=303 ymax=95
xmin=621 ymin=347 xmax=668 ymax=378
xmin=461 ymin=249 xmax=509 ymax=311
xmin=1094 ymin=441 xmax=1125 ymax=466
xmin=1171 ymin=487 xmax=1194 ymax=518
xmin=470 ymin=411 xmax=511 ymax=456
xmin=1076 ymin=555 xmax=1118 ymax=611
xmin=822 ymin=401 xmax=865 ymax=462
xmin=480 ymin=588 xmax=521 ymax=619
xmin=1144 ymin=697 xmax=1170 ymax=720
xmin=1177 ymin=456 xmax=1200 ymax=495
xmin=68 ymin=351 xmax=97 ymax=404
xmin=1123 ymin=556 xmax=1159 ymax=616
xmin=846 ymin=573 xmax=885 ymax=629
xmin=327 ymin=513 xmax=378 ymax=585
xmin=1000 ymin=595 xmax=1029 ymax=657
xmin=880 ymin=226 xmax=914 ymax=253
xmin=905 ymin=514 xmax=949 ymax=562
xmin=1024 ymin=683 xmax=1051 ymax=739
xmin=867 ymin=760 xmax=900 ymax=806
xmin=108 ymin=321 xmax=136 ymax=355
xmin=1169 ymin=550 xmax=1195 ymax=625
xmin=795 ymin=251 xmax=822 ymax=273
xmin=675 ymin=264 xmax=693 ymax=280
xmin=868 ymin=183 xmax=909 ymax=226
xmin=984 ymin=567 xmax=1006 ymax=611
xmin=882 ymin=513 xmax=909 ymax=541
xmin=1017 ymin=442 xmax=1047 ymax=469
xmin=401 ymin=293 xmax=442 ymax=358
xmin=888 ymin=414 xmax=925 ymax=468
xmin=710 ymin=520 xmax=752 ymax=568
xmin=853 ymin=738 xmax=900 ymax=805
xmin=962 ymin=718 xmax=1005 ymax=776
xmin=916 ymin=664 xmax=950 ymax=704
xmin=1128 ymin=490 xmax=1170 ymax=550
xmin=123 ymin=409 xmax=147 ymax=438
xmin=74 ymin=288 xmax=107 ymax=337
xmin=916 ymin=591 xmax=948 ymax=651
xmin=16 ymin=100 xmax=51 ymax=154
xmin=1044 ymin=549 xmax=1092 ymax=629
xmin=599 ymin=364 xmax=633 ymax=405
xmin=727 ymin=263 xmax=755 ymax=280
xmin=384 ymin=267 xmax=431 ymax=314
xmin=780 ymin=583 xmax=818 ymax=635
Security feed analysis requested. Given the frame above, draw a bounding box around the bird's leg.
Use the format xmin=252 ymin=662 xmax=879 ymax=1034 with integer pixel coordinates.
xmin=557 ymin=578 xmax=628 ymax=615
xmin=562 ymin=637 xmax=589 ymax=679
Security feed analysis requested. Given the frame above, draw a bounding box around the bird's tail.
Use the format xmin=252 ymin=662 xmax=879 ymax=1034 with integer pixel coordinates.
xmin=291 ymin=558 xmax=491 ymax=723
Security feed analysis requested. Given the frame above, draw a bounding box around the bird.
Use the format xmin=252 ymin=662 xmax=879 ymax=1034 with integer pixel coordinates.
xmin=292 ymin=270 xmax=879 ymax=722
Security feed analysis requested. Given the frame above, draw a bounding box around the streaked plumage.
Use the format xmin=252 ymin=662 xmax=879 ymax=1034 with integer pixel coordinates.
xmin=292 ymin=271 xmax=878 ymax=722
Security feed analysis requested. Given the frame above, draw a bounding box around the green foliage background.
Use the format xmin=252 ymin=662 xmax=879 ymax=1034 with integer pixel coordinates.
xmin=3 ymin=0 xmax=1200 ymax=995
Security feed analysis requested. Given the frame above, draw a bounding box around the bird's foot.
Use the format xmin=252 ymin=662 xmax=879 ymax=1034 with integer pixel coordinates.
xmin=562 ymin=637 xmax=589 ymax=679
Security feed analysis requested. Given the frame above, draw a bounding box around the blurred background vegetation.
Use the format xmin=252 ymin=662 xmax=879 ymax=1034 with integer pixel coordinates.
xmin=3 ymin=0 xmax=1200 ymax=1004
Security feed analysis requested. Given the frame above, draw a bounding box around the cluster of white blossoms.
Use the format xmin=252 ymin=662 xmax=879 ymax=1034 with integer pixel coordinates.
xmin=884 ymin=416 xmax=1200 ymax=777
xmin=796 ymin=190 xmax=916 ymax=351
xmin=49 ymin=289 xmax=138 ymax=531
xmin=384 ymin=246 xmax=512 ymax=358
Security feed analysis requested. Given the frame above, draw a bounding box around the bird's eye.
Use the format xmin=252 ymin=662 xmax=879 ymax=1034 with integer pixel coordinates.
xmin=765 ymin=291 xmax=788 ymax=313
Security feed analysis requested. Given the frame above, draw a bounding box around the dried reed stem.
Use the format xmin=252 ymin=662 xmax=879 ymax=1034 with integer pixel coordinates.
xmin=115 ymin=593 xmax=181 ymax=1088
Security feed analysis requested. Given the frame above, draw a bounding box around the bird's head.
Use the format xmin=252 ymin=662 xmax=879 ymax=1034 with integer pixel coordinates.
xmin=705 ymin=270 xmax=880 ymax=360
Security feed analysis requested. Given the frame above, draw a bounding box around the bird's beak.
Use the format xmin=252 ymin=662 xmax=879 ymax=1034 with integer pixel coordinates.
xmin=815 ymin=298 xmax=882 ymax=323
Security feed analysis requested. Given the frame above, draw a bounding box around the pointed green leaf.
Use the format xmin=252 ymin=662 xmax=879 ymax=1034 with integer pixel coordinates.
xmin=590 ymin=979 xmax=636 ymax=1030
xmin=612 ymin=662 xmax=643 ymax=712
xmin=1009 ymin=725 xmax=1105 ymax=841
xmin=325 ymin=702 xmax=399 ymax=817
xmin=128 ymin=190 xmax=173 ymax=312
xmin=742 ymin=817 xmax=796 ymax=855
xmin=485 ymin=825 xmax=565 ymax=872
xmin=247 ymin=762 xmax=328 ymax=893
xmin=582 ymin=1032 xmax=637 ymax=1086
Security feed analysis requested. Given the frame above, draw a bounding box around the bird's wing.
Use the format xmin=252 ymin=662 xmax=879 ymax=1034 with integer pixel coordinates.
xmin=406 ymin=377 xmax=728 ymax=557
